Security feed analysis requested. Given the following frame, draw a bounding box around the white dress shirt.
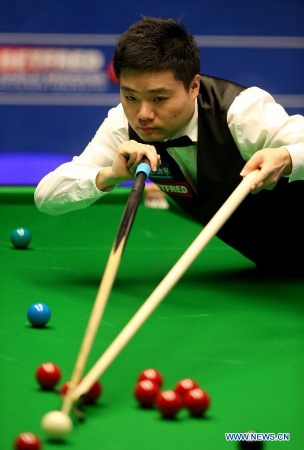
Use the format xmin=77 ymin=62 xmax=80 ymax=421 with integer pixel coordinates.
xmin=34 ymin=87 xmax=304 ymax=215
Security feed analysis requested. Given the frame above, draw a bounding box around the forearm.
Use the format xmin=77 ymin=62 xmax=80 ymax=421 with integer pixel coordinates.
xmin=35 ymin=109 xmax=160 ymax=214
xmin=228 ymin=87 xmax=304 ymax=186
xmin=35 ymin=142 xmax=159 ymax=215
xmin=34 ymin=161 xmax=110 ymax=216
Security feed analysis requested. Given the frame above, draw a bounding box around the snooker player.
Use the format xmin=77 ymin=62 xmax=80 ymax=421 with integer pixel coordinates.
xmin=35 ymin=17 xmax=304 ymax=273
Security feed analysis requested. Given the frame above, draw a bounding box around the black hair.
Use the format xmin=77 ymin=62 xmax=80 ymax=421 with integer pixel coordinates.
xmin=113 ymin=17 xmax=200 ymax=90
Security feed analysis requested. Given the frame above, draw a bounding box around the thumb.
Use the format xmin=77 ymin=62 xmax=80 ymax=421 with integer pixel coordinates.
xmin=240 ymin=152 xmax=263 ymax=177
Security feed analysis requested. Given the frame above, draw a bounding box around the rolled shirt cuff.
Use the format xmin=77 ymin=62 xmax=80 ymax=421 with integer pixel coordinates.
xmin=284 ymin=143 xmax=304 ymax=181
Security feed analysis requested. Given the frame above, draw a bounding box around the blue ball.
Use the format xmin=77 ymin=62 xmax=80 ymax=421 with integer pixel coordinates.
xmin=27 ymin=303 xmax=51 ymax=327
xmin=10 ymin=227 xmax=32 ymax=249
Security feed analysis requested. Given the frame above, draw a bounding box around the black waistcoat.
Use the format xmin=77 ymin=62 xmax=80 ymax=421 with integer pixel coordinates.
xmin=129 ymin=75 xmax=304 ymax=267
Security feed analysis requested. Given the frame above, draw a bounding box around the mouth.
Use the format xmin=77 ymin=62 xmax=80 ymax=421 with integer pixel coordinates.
xmin=139 ymin=127 xmax=157 ymax=133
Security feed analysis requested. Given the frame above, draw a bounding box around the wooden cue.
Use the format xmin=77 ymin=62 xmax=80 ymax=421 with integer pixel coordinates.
xmin=72 ymin=170 xmax=259 ymax=401
xmin=61 ymin=163 xmax=151 ymax=415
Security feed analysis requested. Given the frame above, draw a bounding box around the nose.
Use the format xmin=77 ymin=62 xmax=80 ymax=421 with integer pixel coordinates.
xmin=137 ymin=102 xmax=155 ymax=122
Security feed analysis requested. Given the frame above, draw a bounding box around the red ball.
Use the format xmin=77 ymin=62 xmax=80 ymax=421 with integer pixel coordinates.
xmin=134 ymin=380 xmax=160 ymax=407
xmin=14 ymin=432 xmax=41 ymax=449
xmin=138 ymin=368 xmax=163 ymax=387
xmin=174 ymin=378 xmax=199 ymax=399
xmin=82 ymin=380 xmax=103 ymax=404
xmin=36 ymin=362 xmax=61 ymax=390
xmin=59 ymin=380 xmax=73 ymax=396
xmin=156 ymin=390 xmax=183 ymax=419
xmin=184 ymin=388 xmax=210 ymax=416
xmin=60 ymin=380 xmax=102 ymax=404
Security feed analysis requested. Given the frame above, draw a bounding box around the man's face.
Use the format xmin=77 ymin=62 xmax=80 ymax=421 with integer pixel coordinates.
xmin=120 ymin=69 xmax=200 ymax=141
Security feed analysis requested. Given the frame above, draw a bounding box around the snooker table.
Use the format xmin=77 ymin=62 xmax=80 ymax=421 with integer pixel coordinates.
xmin=0 ymin=186 xmax=303 ymax=450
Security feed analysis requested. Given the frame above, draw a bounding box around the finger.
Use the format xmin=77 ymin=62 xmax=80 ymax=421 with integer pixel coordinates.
xmin=125 ymin=152 xmax=138 ymax=171
xmin=140 ymin=145 xmax=159 ymax=172
xmin=125 ymin=143 xmax=147 ymax=169
xmin=250 ymin=164 xmax=280 ymax=192
xmin=250 ymin=175 xmax=266 ymax=191
xmin=128 ymin=152 xmax=146 ymax=172
xmin=248 ymin=164 xmax=271 ymax=191
xmin=156 ymin=154 xmax=162 ymax=168
xmin=122 ymin=141 xmax=159 ymax=172
xmin=240 ymin=152 xmax=264 ymax=177
xmin=250 ymin=182 xmax=264 ymax=194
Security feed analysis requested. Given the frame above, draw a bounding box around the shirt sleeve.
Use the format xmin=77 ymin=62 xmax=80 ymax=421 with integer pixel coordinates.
xmin=34 ymin=103 xmax=129 ymax=215
xmin=227 ymin=87 xmax=304 ymax=182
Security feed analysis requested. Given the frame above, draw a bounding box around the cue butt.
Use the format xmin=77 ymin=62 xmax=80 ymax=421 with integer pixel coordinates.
xmin=61 ymin=162 xmax=150 ymax=414
xmin=61 ymin=238 xmax=126 ymax=414
xmin=72 ymin=170 xmax=259 ymax=400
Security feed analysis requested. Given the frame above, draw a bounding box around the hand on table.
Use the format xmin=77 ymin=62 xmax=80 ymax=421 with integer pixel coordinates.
xmin=240 ymin=147 xmax=292 ymax=193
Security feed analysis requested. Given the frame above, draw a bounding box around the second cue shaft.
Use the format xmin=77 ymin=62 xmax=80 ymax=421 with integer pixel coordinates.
xmin=72 ymin=170 xmax=259 ymax=401
xmin=61 ymin=163 xmax=150 ymax=415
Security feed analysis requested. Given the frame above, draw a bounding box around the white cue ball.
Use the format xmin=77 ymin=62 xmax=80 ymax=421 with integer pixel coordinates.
xmin=41 ymin=410 xmax=73 ymax=440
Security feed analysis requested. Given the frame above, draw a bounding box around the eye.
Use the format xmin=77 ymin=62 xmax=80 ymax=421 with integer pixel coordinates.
xmin=125 ymin=96 xmax=136 ymax=101
xmin=154 ymin=97 xmax=167 ymax=102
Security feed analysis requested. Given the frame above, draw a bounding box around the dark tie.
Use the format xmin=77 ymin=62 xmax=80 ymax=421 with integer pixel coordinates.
xmin=147 ymin=135 xmax=194 ymax=152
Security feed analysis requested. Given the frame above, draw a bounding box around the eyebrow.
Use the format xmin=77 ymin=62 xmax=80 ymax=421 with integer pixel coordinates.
xmin=121 ymin=85 xmax=174 ymax=94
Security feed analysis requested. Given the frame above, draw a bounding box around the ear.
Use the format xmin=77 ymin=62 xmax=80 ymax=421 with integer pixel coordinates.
xmin=189 ymin=74 xmax=200 ymax=100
